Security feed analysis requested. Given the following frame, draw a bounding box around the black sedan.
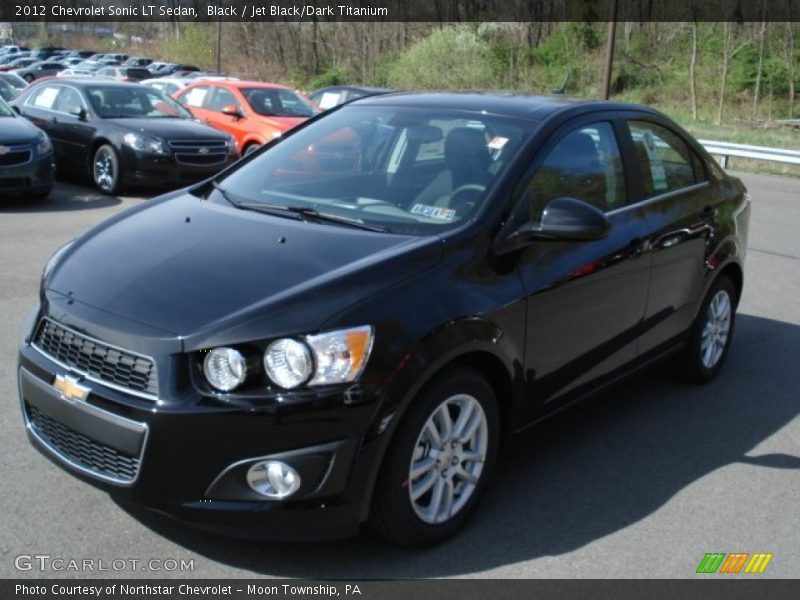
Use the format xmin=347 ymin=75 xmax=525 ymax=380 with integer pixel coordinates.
xmin=0 ymin=95 xmax=53 ymax=199
xmin=17 ymin=93 xmax=749 ymax=546
xmin=12 ymin=79 xmax=239 ymax=193
xmin=308 ymin=85 xmax=392 ymax=110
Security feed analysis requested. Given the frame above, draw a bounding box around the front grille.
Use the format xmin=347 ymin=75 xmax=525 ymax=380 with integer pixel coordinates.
xmin=0 ymin=148 xmax=31 ymax=166
xmin=33 ymin=318 xmax=158 ymax=399
xmin=27 ymin=405 xmax=140 ymax=482
xmin=167 ymin=139 xmax=227 ymax=167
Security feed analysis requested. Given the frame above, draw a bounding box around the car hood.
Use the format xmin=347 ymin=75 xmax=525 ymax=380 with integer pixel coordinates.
xmin=106 ymin=117 xmax=228 ymax=140
xmin=256 ymin=114 xmax=308 ymax=131
xmin=0 ymin=116 xmax=41 ymax=141
xmin=47 ymin=193 xmax=442 ymax=351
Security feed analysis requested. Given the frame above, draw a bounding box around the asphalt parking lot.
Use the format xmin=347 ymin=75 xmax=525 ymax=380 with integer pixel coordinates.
xmin=0 ymin=171 xmax=798 ymax=578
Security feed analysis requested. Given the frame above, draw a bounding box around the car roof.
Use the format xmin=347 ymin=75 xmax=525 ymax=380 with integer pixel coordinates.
xmin=31 ymin=78 xmax=151 ymax=90
xmin=186 ymin=80 xmax=292 ymax=91
xmin=354 ymin=91 xmax=659 ymax=122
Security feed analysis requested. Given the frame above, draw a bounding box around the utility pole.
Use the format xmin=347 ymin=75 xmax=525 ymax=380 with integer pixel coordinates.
xmin=601 ymin=0 xmax=619 ymax=100
xmin=216 ymin=20 xmax=222 ymax=73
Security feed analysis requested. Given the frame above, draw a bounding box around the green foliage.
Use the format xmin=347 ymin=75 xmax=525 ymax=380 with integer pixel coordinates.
xmin=159 ymin=24 xmax=217 ymax=71
xmin=384 ymin=27 xmax=497 ymax=90
xmin=309 ymin=66 xmax=351 ymax=90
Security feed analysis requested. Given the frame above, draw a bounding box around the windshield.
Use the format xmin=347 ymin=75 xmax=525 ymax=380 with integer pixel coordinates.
xmin=86 ymin=85 xmax=193 ymax=119
xmin=241 ymin=87 xmax=318 ymax=118
xmin=0 ymin=96 xmax=14 ymax=117
xmin=216 ymin=105 xmax=534 ymax=235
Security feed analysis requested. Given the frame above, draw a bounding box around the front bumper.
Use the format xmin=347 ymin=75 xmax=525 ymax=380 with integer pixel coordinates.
xmin=17 ymin=317 xmax=384 ymax=541
xmin=120 ymin=148 xmax=238 ymax=189
xmin=0 ymin=152 xmax=54 ymax=196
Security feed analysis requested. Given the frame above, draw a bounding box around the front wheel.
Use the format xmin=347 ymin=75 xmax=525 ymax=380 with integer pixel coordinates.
xmin=368 ymin=367 xmax=499 ymax=547
xmin=673 ymin=275 xmax=737 ymax=384
xmin=92 ymin=144 xmax=122 ymax=195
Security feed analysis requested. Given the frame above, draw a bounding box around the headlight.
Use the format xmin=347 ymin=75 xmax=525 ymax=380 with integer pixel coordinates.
xmin=204 ymin=347 xmax=247 ymax=391
xmin=35 ymin=133 xmax=52 ymax=155
xmin=42 ymin=240 xmax=75 ymax=281
xmin=264 ymin=338 xmax=313 ymax=389
xmin=262 ymin=326 xmax=374 ymax=389
xmin=306 ymin=326 xmax=373 ymax=385
xmin=123 ymin=132 xmax=167 ymax=155
xmin=226 ymin=136 xmax=238 ymax=155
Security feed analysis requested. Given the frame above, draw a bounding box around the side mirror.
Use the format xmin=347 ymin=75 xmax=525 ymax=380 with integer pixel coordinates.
xmin=221 ymin=104 xmax=243 ymax=119
xmin=496 ymin=197 xmax=611 ymax=253
xmin=70 ymin=106 xmax=87 ymax=121
xmin=11 ymin=104 xmax=21 ymax=115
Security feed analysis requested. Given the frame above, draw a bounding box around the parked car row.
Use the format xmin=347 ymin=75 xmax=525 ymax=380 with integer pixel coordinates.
xmin=0 ymin=41 xmax=395 ymax=200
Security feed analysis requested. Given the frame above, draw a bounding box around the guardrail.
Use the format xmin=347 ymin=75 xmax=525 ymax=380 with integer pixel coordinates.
xmin=699 ymin=139 xmax=800 ymax=168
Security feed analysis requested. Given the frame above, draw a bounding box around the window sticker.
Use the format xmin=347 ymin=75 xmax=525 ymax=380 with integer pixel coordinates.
xmin=488 ymin=136 xmax=508 ymax=150
xmin=642 ymin=131 xmax=668 ymax=191
xmin=318 ymin=92 xmax=341 ymax=109
xmin=410 ymin=203 xmax=457 ymax=221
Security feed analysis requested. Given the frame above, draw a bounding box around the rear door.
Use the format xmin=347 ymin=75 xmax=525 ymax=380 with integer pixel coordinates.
xmin=622 ymin=119 xmax=715 ymax=355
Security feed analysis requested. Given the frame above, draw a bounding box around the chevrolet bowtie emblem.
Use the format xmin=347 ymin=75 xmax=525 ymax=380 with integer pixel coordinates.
xmin=53 ymin=374 xmax=90 ymax=402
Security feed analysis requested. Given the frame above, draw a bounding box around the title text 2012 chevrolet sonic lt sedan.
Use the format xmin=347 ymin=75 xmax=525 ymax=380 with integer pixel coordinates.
xmin=17 ymin=93 xmax=749 ymax=546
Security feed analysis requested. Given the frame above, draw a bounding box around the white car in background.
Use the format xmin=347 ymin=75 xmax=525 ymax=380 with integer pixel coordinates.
xmin=141 ymin=77 xmax=193 ymax=96
xmin=56 ymin=69 xmax=95 ymax=78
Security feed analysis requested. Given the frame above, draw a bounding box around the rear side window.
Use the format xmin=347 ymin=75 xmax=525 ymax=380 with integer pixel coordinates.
xmin=628 ymin=121 xmax=703 ymax=196
xmin=29 ymin=85 xmax=60 ymax=109
xmin=527 ymin=121 xmax=626 ymax=221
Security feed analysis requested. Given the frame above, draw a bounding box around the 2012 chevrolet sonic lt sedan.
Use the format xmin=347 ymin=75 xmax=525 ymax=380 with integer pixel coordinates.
xmin=18 ymin=93 xmax=750 ymax=546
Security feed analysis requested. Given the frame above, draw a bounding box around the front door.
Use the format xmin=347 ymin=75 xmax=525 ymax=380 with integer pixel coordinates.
xmin=517 ymin=119 xmax=651 ymax=416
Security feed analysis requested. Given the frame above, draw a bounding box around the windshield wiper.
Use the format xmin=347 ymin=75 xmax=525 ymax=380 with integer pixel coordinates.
xmin=210 ymin=180 xmax=239 ymax=206
xmin=236 ymin=202 xmax=390 ymax=233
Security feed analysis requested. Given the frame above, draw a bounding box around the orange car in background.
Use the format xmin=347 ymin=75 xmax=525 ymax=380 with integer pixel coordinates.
xmin=174 ymin=80 xmax=318 ymax=155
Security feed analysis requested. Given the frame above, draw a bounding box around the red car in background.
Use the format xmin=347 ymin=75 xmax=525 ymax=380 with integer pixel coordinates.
xmin=174 ymin=80 xmax=318 ymax=155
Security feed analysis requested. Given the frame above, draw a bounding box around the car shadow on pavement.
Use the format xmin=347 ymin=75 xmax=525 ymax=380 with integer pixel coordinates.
xmin=0 ymin=181 xmax=123 ymax=213
xmin=116 ymin=313 xmax=800 ymax=577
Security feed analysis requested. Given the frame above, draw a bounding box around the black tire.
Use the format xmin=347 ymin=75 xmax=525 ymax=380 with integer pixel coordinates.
xmin=243 ymin=143 xmax=261 ymax=156
xmin=673 ymin=275 xmax=737 ymax=384
xmin=368 ymin=367 xmax=499 ymax=547
xmin=92 ymin=144 xmax=122 ymax=195
xmin=24 ymin=74 xmax=34 ymax=83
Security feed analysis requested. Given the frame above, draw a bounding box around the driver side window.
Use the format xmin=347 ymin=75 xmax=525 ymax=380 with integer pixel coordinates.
xmin=527 ymin=122 xmax=625 ymax=222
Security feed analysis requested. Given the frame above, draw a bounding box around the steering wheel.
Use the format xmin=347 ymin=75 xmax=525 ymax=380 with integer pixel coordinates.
xmin=449 ymin=184 xmax=486 ymax=213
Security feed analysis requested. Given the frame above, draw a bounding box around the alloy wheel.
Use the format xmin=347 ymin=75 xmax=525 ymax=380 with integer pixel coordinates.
xmin=700 ymin=289 xmax=731 ymax=369
xmin=408 ymin=393 xmax=488 ymax=525
xmin=94 ymin=149 xmax=115 ymax=192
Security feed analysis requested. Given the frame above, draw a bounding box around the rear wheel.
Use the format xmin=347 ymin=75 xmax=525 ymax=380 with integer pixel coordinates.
xmin=369 ymin=367 xmax=499 ymax=547
xmin=673 ymin=275 xmax=737 ymax=384
xmin=92 ymin=144 xmax=122 ymax=195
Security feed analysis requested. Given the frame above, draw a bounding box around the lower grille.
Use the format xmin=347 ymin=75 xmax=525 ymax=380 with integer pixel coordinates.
xmin=33 ymin=318 xmax=159 ymax=399
xmin=0 ymin=145 xmax=32 ymax=167
xmin=27 ymin=405 xmax=141 ymax=482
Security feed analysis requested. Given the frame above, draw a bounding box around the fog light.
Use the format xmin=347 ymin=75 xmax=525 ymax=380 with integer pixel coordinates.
xmin=246 ymin=460 xmax=301 ymax=499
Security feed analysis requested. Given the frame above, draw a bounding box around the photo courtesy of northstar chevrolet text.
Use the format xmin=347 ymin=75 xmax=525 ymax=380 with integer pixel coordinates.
xmin=1 ymin=0 xmax=798 ymax=590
